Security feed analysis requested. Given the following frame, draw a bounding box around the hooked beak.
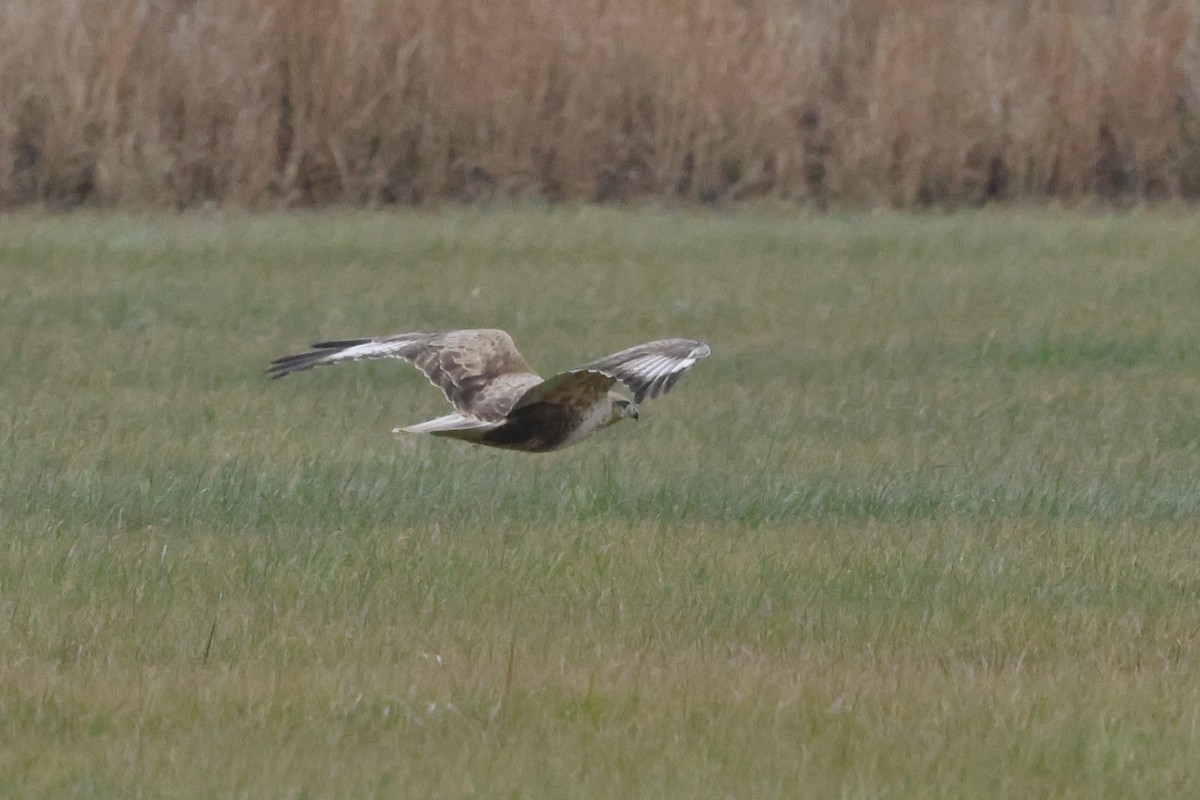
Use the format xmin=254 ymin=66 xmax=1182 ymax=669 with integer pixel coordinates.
xmin=630 ymin=405 xmax=640 ymax=421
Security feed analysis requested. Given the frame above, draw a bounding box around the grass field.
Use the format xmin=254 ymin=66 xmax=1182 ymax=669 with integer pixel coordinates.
xmin=3 ymin=206 xmax=1200 ymax=797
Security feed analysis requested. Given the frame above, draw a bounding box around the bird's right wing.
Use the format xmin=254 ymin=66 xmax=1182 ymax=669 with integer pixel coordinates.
xmin=574 ymin=338 xmax=711 ymax=403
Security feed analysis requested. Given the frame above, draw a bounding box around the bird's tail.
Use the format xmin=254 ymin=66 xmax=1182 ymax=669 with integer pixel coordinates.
xmin=396 ymin=413 xmax=499 ymax=440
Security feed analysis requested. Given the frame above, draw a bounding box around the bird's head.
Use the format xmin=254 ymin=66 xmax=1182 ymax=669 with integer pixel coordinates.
xmin=610 ymin=395 xmax=639 ymax=423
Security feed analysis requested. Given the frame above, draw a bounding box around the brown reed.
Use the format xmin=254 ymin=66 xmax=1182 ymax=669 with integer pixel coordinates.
xmin=1 ymin=0 xmax=1197 ymax=208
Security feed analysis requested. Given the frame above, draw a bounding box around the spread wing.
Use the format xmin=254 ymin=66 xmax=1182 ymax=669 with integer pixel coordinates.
xmin=529 ymin=338 xmax=712 ymax=405
xmin=267 ymin=329 xmax=541 ymax=421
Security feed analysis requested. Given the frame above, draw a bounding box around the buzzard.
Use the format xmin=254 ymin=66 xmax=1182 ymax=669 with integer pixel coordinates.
xmin=268 ymin=329 xmax=711 ymax=452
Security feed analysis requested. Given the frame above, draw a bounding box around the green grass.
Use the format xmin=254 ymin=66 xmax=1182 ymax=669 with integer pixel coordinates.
xmin=2 ymin=206 xmax=1200 ymax=798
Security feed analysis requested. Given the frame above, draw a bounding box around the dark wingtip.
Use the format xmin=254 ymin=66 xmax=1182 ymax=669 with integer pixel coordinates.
xmin=265 ymin=338 xmax=371 ymax=379
xmin=265 ymin=353 xmax=318 ymax=378
xmin=310 ymin=338 xmax=372 ymax=350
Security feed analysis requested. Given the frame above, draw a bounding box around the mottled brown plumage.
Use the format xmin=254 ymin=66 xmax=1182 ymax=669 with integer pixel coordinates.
xmin=268 ymin=329 xmax=710 ymax=452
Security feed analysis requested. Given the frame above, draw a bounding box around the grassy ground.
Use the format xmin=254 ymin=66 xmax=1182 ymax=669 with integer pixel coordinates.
xmin=2 ymin=206 xmax=1200 ymax=798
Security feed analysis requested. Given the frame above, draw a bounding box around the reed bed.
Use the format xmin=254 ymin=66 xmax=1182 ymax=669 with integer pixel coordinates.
xmin=2 ymin=0 xmax=1199 ymax=208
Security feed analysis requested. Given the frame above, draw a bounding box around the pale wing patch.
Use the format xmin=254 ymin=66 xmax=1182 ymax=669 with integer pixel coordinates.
xmin=577 ymin=339 xmax=711 ymax=403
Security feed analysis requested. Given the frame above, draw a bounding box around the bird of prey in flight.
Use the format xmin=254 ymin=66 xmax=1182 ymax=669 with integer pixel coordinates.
xmin=268 ymin=329 xmax=711 ymax=452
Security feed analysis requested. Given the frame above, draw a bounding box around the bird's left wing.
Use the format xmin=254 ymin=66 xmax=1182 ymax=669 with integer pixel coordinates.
xmin=266 ymin=329 xmax=541 ymax=420
xmin=572 ymin=338 xmax=711 ymax=403
xmin=266 ymin=335 xmax=430 ymax=378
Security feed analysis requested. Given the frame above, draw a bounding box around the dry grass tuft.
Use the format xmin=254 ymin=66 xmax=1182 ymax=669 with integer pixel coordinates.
xmin=2 ymin=0 xmax=1199 ymax=208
